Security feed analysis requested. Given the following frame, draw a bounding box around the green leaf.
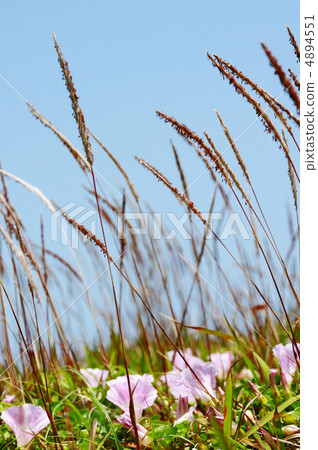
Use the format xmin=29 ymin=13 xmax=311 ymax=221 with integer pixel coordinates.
xmin=68 ymin=368 xmax=121 ymax=450
xmin=240 ymin=395 xmax=300 ymax=440
xmin=224 ymin=372 xmax=233 ymax=438
xmin=209 ymin=416 xmax=231 ymax=450
xmin=253 ymin=352 xmax=271 ymax=384
xmin=180 ymin=325 xmax=235 ymax=342
xmin=224 ymin=316 xmax=260 ymax=384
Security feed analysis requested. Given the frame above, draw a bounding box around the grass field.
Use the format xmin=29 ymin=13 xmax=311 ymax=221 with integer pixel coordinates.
xmin=0 ymin=27 xmax=300 ymax=449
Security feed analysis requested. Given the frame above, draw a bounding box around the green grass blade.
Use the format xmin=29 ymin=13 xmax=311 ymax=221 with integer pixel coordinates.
xmin=223 ymin=372 xmax=233 ymax=438
xmin=253 ymin=352 xmax=271 ymax=384
xmin=224 ymin=316 xmax=260 ymax=384
xmin=70 ymin=369 xmax=121 ymax=450
xmin=209 ymin=416 xmax=231 ymax=450
xmin=240 ymin=395 xmax=300 ymax=440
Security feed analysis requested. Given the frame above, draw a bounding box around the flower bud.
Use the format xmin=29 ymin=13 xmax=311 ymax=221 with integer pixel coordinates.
xmin=176 ymin=395 xmax=189 ymax=421
xmin=217 ymin=386 xmax=225 ymax=400
xmin=281 ymin=372 xmax=291 ymax=397
xmin=248 ymin=381 xmax=266 ymax=403
xmin=248 ymin=381 xmax=260 ymax=395
xmin=244 ymin=410 xmax=255 ymax=424
xmin=282 ymin=425 xmax=300 ymax=436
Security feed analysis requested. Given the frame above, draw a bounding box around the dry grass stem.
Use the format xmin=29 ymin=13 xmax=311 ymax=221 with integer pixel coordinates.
xmin=89 ymin=129 xmax=139 ymax=203
xmin=0 ymin=222 xmax=41 ymax=303
xmin=0 ymin=170 xmax=55 ymax=213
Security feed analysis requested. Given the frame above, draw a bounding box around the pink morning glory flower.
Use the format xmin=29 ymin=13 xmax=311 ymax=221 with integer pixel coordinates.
xmin=1 ymin=404 xmax=50 ymax=448
xmin=80 ymin=368 xmax=109 ymax=388
xmin=117 ymin=412 xmax=151 ymax=446
xmin=167 ymin=362 xmax=217 ymax=403
xmin=3 ymin=394 xmax=16 ymax=404
xmin=273 ymin=343 xmax=300 ymax=385
xmin=167 ymin=348 xmax=204 ymax=370
xmin=106 ymin=374 xmax=157 ymax=419
xmin=161 ymin=369 xmax=181 ymax=389
xmin=209 ymin=351 xmax=234 ymax=379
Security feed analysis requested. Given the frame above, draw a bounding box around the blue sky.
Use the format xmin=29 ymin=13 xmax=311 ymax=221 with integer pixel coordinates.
xmin=0 ymin=2 xmax=299 ymax=340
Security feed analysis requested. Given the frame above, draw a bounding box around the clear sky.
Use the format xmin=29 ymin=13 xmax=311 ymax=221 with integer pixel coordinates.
xmin=0 ymin=2 xmax=299 ymax=341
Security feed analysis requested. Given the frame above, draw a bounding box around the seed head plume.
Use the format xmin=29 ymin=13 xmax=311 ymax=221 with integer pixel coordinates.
xmin=286 ymin=26 xmax=300 ymax=62
xmin=288 ymin=68 xmax=300 ymax=91
xmin=0 ymin=170 xmax=55 ymax=213
xmin=57 ymin=208 xmax=113 ymax=260
xmin=203 ymin=131 xmax=251 ymax=208
xmin=208 ymin=53 xmax=299 ymax=182
xmin=28 ymin=104 xmax=90 ymax=172
xmin=261 ymin=42 xmax=300 ymax=112
xmin=215 ymin=110 xmax=250 ymax=184
xmin=156 ymin=111 xmax=233 ymax=186
xmin=170 ymin=140 xmax=189 ymax=195
xmin=135 ymin=157 xmax=293 ymax=337
xmin=0 ymin=191 xmax=24 ymax=231
xmin=53 ymin=33 xmax=94 ymax=167
xmin=182 ymin=136 xmax=230 ymax=207
xmin=282 ymin=129 xmax=298 ymax=219
xmin=156 ymin=111 xmax=216 ymax=160
xmin=135 ymin=157 xmax=207 ymax=224
xmin=213 ymin=54 xmax=300 ymax=129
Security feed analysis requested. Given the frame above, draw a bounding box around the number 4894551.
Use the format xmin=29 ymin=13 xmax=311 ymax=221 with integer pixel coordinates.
xmin=305 ymin=16 xmax=315 ymax=67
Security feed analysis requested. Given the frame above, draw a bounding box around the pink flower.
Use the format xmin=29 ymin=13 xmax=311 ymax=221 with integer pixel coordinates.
xmin=207 ymin=407 xmax=237 ymax=434
xmin=175 ymin=396 xmax=195 ymax=424
xmin=3 ymin=394 xmax=16 ymax=404
xmin=161 ymin=369 xmax=181 ymax=389
xmin=273 ymin=343 xmax=300 ymax=385
xmin=106 ymin=374 xmax=157 ymax=419
xmin=168 ymin=348 xmax=203 ymax=370
xmin=176 ymin=395 xmax=189 ymax=421
xmin=1 ymin=404 xmax=50 ymax=448
xmin=80 ymin=368 xmax=109 ymax=388
xmin=217 ymin=386 xmax=225 ymax=400
xmin=168 ymin=362 xmax=217 ymax=403
xmin=117 ymin=412 xmax=151 ymax=446
xmin=209 ymin=351 xmax=234 ymax=379
xmin=237 ymin=368 xmax=253 ymax=380
xmin=207 ymin=406 xmax=225 ymax=427
xmin=248 ymin=381 xmax=261 ymax=396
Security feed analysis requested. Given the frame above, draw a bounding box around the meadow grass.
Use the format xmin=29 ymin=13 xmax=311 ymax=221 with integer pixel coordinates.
xmin=0 ymin=27 xmax=299 ymax=449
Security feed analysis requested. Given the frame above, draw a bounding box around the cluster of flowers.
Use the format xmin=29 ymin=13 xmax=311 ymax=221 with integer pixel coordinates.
xmin=0 ymin=342 xmax=299 ymax=448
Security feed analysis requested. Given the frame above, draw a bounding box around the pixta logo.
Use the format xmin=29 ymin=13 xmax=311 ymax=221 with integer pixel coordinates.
xmin=117 ymin=212 xmax=250 ymax=241
xmin=51 ymin=203 xmax=97 ymax=249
